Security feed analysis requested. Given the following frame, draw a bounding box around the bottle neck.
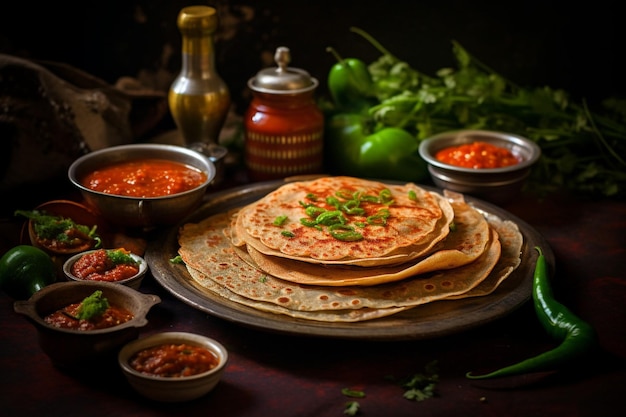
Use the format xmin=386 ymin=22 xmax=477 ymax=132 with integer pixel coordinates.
xmin=180 ymin=34 xmax=216 ymax=76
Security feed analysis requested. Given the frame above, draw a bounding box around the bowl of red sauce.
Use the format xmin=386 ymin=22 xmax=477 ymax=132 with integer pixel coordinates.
xmin=13 ymin=281 xmax=161 ymax=369
xmin=118 ymin=332 xmax=228 ymax=402
xmin=63 ymin=248 xmax=148 ymax=290
xmin=68 ymin=144 xmax=216 ymax=228
xmin=418 ymin=130 xmax=541 ymax=204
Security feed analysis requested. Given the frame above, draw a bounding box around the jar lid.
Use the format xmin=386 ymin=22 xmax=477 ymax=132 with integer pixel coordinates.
xmin=248 ymin=47 xmax=318 ymax=94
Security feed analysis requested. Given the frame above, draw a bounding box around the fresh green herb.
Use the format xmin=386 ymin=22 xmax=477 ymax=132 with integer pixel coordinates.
xmin=106 ymin=249 xmax=139 ymax=265
xmin=344 ymin=401 xmax=360 ymax=416
xmin=259 ymin=276 xmax=268 ymax=283
xmin=408 ymin=190 xmax=417 ymax=201
xmin=76 ymin=290 xmax=109 ymax=321
xmin=15 ymin=210 xmax=102 ymax=248
xmin=281 ymin=230 xmax=295 ymax=238
xmin=388 ymin=360 xmax=439 ymax=402
xmin=273 ymin=215 xmax=288 ymax=226
xmin=341 ymin=388 xmax=366 ymax=398
xmin=349 ymin=26 xmax=626 ymax=198
xmin=169 ymin=255 xmax=184 ymax=264
xmin=449 ymin=222 xmax=457 ymax=232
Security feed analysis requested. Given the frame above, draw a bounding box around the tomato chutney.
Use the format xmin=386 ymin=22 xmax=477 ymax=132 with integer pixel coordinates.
xmin=81 ymin=159 xmax=208 ymax=197
xmin=44 ymin=302 xmax=134 ymax=330
xmin=71 ymin=249 xmax=140 ymax=282
xmin=435 ymin=141 xmax=521 ymax=169
xmin=129 ymin=343 xmax=220 ymax=377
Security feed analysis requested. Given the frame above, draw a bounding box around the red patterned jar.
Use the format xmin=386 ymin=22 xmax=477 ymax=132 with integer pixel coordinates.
xmin=244 ymin=47 xmax=324 ymax=181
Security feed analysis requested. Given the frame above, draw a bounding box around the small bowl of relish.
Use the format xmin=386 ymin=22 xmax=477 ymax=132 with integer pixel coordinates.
xmin=419 ymin=130 xmax=541 ymax=204
xmin=118 ymin=332 xmax=228 ymax=402
xmin=63 ymin=248 xmax=148 ymax=290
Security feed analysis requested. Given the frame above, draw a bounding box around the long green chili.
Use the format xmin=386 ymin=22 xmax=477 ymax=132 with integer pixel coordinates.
xmin=466 ymin=246 xmax=596 ymax=379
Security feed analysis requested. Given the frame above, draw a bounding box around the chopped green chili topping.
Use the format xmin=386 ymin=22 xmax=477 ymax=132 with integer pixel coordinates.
xmin=281 ymin=230 xmax=295 ymax=238
xmin=273 ymin=215 xmax=288 ymax=226
xmin=408 ymin=190 xmax=417 ymax=201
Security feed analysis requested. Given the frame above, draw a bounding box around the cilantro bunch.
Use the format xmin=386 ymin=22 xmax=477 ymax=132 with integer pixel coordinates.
xmin=351 ymin=27 xmax=626 ymax=199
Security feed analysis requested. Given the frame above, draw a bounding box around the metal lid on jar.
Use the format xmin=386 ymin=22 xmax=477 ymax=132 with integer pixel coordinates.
xmin=248 ymin=47 xmax=319 ymax=94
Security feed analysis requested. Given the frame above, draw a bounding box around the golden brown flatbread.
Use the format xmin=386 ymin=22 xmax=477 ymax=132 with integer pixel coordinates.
xmin=234 ymin=177 xmax=454 ymax=266
xmin=239 ymin=199 xmax=490 ymax=286
xmin=177 ymin=211 xmax=502 ymax=315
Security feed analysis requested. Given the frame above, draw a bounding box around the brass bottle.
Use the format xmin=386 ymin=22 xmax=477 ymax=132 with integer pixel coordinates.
xmin=168 ymin=5 xmax=231 ymax=146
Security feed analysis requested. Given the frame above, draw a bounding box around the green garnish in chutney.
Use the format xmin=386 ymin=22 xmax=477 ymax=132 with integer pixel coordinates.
xmin=76 ymin=290 xmax=109 ymax=321
xmin=106 ymin=249 xmax=139 ymax=265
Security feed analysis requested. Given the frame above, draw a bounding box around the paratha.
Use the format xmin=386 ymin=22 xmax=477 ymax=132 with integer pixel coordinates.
xmin=178 ymin=211 xmax=504 ymax=315
xmin=239 ymin=199 xmax=491 ymax=286
xmin=185 ymin=267 xmax=413 ymax=323
xmin=234 ymin=176 xmax=454 ymax=266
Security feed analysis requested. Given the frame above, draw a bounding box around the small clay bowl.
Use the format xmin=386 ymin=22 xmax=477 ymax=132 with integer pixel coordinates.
xmin=13 ymin=281 xmax=160 ymax=369
xmin=21 ymin=199 xmax=109 ymax=256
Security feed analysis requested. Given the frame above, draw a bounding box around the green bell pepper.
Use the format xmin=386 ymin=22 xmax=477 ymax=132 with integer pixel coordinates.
xmin=326 ymin=47 xmax=376 ymax=113
xmin=325 ymin=113 xmax=428 ymax=182
xmin=0 ymin=245 xmax=56 ymax=299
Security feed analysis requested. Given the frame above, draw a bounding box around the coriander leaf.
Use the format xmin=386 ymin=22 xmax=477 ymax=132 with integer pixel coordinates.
xmin=341 ymin=388 xmax=366 ymax=398
xmin=76 ymin=290 xmax=109 ymax=320
xmin=344 ymin=401 xmax=360 ymax=416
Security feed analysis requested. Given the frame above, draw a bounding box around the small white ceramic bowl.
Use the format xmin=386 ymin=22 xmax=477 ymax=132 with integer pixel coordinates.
xmin=63 ymin=249 xmax=148 ymax=290
xmin=418 ymin=129 xmax=541 ymax=204
xmin=118 ymin=332 xmax=228 ymax=402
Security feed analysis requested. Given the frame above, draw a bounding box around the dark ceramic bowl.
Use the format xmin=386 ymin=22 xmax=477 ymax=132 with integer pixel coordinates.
xmin=418 ymin=130 xmax=541 ymax=204
xmin=68 ymin=144 xmax=216 ymax=228
xmin=13 ymin=281 xmax=160 ymax=369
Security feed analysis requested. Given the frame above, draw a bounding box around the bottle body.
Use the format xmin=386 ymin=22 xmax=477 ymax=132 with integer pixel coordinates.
xmin=168 ymin=6 xmax=230 ymax=146
xmin=244 ymin=91 xmax=324 ymax=181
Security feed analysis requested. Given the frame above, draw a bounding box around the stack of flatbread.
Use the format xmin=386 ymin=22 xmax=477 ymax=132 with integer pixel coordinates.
xmin=177 ymin=176 xmax=523 ymax=322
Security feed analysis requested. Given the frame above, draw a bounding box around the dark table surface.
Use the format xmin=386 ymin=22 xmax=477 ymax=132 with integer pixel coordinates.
xmin=1 ymin=178 xmax=625 ymax=417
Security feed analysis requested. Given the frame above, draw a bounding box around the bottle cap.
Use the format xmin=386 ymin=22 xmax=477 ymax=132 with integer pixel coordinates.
xmin=248 ymin=47 xmax=318 ymax=94
xmin=177 ymin=5 xmax=218 ymax=34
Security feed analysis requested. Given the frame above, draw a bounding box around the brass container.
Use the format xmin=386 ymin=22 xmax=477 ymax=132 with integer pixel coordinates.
xmin=168 ymin=6 xmax=231 ymax=146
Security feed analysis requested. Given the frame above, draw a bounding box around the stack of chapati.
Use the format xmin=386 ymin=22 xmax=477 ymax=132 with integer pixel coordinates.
xmin=177 ymin=177 xmax=523 ymax=322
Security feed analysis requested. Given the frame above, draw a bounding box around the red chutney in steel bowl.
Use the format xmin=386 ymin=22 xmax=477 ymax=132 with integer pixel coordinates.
xmin=130 ymin=343 xmax=220 ymax=377
xmin=81 ymin=158 xmax=208 ymax=198
xmin=435 ymin=141 xmax=521 ymax=169
xmin=71 ymin=249 xmax=140 ymax=282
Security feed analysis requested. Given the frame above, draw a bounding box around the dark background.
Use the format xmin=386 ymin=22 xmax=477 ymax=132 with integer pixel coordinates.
xmin=1 ymin=0 xmax=623 ymax=115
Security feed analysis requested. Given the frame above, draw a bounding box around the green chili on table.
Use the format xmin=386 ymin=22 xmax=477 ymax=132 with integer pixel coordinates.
xmin=466 ymin=246 xmax=596 ymax=379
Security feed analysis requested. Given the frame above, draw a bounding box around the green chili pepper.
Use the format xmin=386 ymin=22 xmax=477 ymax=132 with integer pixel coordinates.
xmin=466 ymin=246 xmax=596 ymax=379
xmin=325 ymin=113 xmax=428 ymax=182
xmin=326 ymin=47 xmax=376 ymax=113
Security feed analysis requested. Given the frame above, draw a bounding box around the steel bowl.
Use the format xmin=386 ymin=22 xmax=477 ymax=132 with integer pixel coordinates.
xmin=68 ymin=144 xmax=216 ymax=228
xmin=418 ymin=130 xmax=541 ymax=204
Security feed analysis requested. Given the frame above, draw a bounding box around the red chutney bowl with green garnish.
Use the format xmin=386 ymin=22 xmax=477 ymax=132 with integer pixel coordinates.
xmin=419 ymin=129 xmax=541 ymax=204
xmin=63 ymin=248 xmax=148 ymax=290
xmin=118 ymin=332 xmax=228 ymax=402
xmin=13 ymin=281 xmax=160 ymax=370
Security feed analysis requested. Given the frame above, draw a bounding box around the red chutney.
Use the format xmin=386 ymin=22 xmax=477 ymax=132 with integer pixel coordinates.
xmin=129 ymin=343 xmax=219 ymax=377
xmin=81 ymin=159 xmax=207 ymax=198
xmin=435 ymin=141 xmax=521 ymax=169
xmin=71 ymin=249 xmax=139 ymax=282
xmin=44 ymin=302 xmax=134 ymax=330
